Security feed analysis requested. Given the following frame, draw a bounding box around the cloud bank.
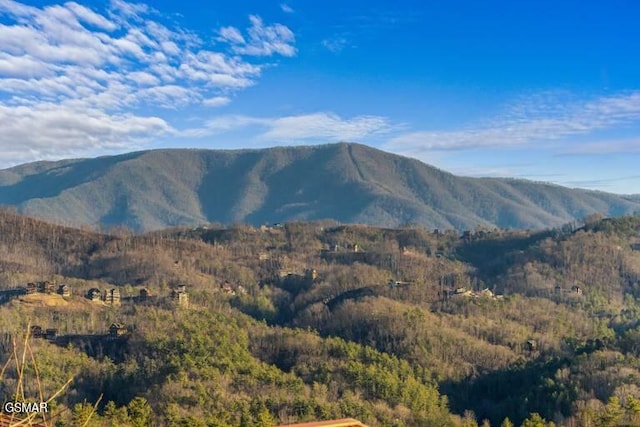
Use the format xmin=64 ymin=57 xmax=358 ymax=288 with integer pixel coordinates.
xmin=386 ymin=91 xmax=640 ymax=153
xmin=0 ymin=0 xmax=295 ymax=164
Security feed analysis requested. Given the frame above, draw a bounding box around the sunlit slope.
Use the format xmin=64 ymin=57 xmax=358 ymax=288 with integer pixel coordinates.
xmin=0 ymin=143 xmax=637 ymax=231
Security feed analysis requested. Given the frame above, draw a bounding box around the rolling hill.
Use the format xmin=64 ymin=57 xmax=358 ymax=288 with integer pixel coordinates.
xmin=0 ymin=142 xmax=638 ymax=232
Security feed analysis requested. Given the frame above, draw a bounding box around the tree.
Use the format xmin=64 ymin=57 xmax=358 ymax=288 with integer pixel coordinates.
xmin=127 ymin=397 xmax=153 ymax=427
xmin=521 ymin=413 xmax=554 ymax=427
xmin=103 ymin=401 xmax=131 ymax=426
xmin=501 ymin=418 xmax=514 ymax=427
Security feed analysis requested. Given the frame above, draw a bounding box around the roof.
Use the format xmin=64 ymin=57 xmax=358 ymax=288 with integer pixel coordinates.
xmin=277 ymin=419 xmax=368 ymax=427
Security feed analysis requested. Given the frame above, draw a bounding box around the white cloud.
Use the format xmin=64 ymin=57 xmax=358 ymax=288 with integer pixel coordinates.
xmin=0 ymin=102 xmax=172 ymax=165
xmin=322 ymin=37 xmax=348 ymax=53
xmin=202 ymin=96 xmax=231 ymax=107
xmin=218 ymin=26 xmax=245 ymax=44
xmin=65 ymin=2 xmax=117 ymax=31
xmin=264 ymin=113 xmax=392 ymax=140
xmin=219 ymin=15 xmax=296 ymax=57
xmin=280 ymin=3 xmax=294 ymax=13
xmin=558 ymin=138 xmax=640 ymax=155
xmin=386 ymin=91 xmax=640 ymax=153
xmin=0 ymin=0 xmax=296 ymax=165
xmin=192 ymin=112 xmax=394 ymax=142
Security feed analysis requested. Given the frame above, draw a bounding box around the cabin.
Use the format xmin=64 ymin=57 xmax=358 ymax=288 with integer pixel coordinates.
xmin=57 ymin=284 xmax=71 ymax=297
xmin=480 ymin=288 xmax=494 ymax=298
xmin=221 ymin=282 xmax=235 ymax=295
xmin=526 ymin=339 xmax=537 ymax=352
xmin=170 ymin=285 xmax=189 ymax=307
xmin=109 ymin=323 xmax=127 ymax=338
xmin=87 ymin=288 xmax=102 ymax=302
xmin=30 ymin=325 xmax=43 ymax=338
xmin=139 ymin=288 xmax=151 ymax=301
xmin=305 ymin=268 xmax=318 ymax=281
xmin=106 ymin=288 xmax=121 ymax=306
xmin=38 ymin=281 xmax=55 ymax=294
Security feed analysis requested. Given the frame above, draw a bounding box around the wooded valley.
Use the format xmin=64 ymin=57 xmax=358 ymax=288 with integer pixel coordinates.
xmin=2 ymin=210 xmax=640 ymax=426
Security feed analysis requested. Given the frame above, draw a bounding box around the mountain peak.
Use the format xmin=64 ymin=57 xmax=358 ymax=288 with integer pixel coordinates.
xmin=0 ymin=144 xmax=638 ymax=232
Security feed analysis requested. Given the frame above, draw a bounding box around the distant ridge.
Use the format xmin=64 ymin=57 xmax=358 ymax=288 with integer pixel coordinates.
xmin=0 ymin=143 xmax=638 ymax=232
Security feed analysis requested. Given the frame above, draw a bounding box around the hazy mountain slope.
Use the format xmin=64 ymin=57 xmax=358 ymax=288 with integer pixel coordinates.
xmin=0 ymin=143 xmax=638 ymax=231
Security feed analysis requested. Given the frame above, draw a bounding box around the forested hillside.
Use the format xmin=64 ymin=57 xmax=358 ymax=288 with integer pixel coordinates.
xmin=2 ymin=210 xmax=640 ymax=426
xmin=1 ymin=143 xmax=638 ymax=232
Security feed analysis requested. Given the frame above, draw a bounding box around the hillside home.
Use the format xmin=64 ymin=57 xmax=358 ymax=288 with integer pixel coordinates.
xmin=57 ymin=284 xmax=70 ymax=297
xmin=38 ymin=281 xmax=55 ymax=294
xmin=25 ymin=282 xmax=37 ymax=294
xmin=170 ymin=285 xmax=189 ymax=307
xmin=221 ymin=282 xmax=235 ymax=295
xmin=139 ymin=288 xmax=151 ymax=301
xmin=305 ymin=268 xmax=318 ymax=280
xmin=87 ymin=288 xmax=102 ymax=302
xmin=109 ymin=323 xmax=127 ymax=337
xmin=106 ymin=288 xmax=121 ymax=306
xmin=30 ymin=325 xmax=43 ymax=338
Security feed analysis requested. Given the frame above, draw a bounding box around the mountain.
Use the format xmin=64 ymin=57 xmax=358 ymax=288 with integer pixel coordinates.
xmin=0 ymin=143 xmax=638 ymax=232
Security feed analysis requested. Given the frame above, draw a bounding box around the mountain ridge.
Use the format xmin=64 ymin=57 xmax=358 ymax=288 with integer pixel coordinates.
xmin=0 ymin=142 xmax=638 ymax=232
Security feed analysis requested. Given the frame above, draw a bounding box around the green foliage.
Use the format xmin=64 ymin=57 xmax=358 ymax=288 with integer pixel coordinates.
xmin=5 ymin=212 xmax=640 ymax=426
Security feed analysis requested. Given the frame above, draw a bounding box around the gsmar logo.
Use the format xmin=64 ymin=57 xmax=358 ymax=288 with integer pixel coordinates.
xmin=2 ymin=401 xmax=48 ymax=413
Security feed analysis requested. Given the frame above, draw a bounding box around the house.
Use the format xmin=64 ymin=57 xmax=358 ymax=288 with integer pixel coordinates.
xmin=106 ymin=288 xmax=121 ymax=306
xmin=57 ymin=284 xmax=71 ymax=297
xmin=221 ymin=282 xmax=235 ymax=295
xmin=139 ymin=288 xmax=151 ymax=301
xmin=38 ymin=281 xmax=55 ymax=294
xmin=305 ymin=268 xmax=318 ymax=281
xmin=170 ymin=285 xmax=189 ymax=307
xmin=526 ymin=339 xmax=537 ymax=352
xmin=109 ymin=323 xmax=127 ymax=338
xmin=30 ymin=325 xmax=43 ymax=338
xmin=480 ymin=288 xmax=494 ymax=298
xmin=87 ymin=288 xmax=102 ymax=302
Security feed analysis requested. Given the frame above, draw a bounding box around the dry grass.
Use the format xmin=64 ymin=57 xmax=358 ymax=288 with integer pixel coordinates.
xmin=0 ymin=323 xmax=76 ymax=427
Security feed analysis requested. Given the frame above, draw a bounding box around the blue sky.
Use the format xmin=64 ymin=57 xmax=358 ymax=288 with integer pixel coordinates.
xmin=0 ymin=0 xmax=639 ymax=193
